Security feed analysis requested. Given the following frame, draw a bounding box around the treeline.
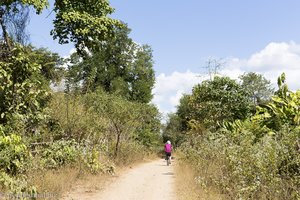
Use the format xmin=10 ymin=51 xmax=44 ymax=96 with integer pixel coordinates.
xmin=164 ymin=73 xmax=300 ymax=199
xmin=0 ymin=0 xmax=161 ymax=196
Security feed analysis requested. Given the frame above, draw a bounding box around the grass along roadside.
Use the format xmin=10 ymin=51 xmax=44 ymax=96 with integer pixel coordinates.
xmin=174 ymin=154 xmax=225 ymax=200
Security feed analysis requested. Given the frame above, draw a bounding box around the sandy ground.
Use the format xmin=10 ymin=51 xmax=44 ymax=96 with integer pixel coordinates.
xmin=62 ymin=159 xmax=176 ymax=200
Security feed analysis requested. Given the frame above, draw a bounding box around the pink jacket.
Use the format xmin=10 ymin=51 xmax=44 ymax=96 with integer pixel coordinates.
xmin=165 ymin=143 xmax=172 ymax=153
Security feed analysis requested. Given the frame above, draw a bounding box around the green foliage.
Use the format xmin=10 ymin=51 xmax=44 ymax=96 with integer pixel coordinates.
xmin=51 ymin=0 xmax=123 ymax=54
xmin=181 ymin=123 xmax=300 ymax=199
xmin=82 ymin=149 xmax=102 ymax=174
xmin=0 ymin=0 xmax=48 ymax=15
xmin=29 ymin=46 xmax=64 ymax=86
xmin=49 ymin=90 xmax=161 ymax=158
xmin=1 ymin=0 xmax=160 ymax=196
xmin=133 ymin=103 xmax=161 ymax=147
xmin=0 ymin=172 xmax=36 ymax=197
xmin=0 ymin=133 xmax=30 ymax=175
xmin=176 ymin=94 xmax=193 ymax=131
xmin=69 ymin=25 xmax=155 ymax=103
xmin=253 ymin=89 xmax=300 ymax=130
xmin=188 ymin=76 xmax=252 ymax=130
xmin=239 ymin=72 xmax=274 ymax=106
xmin=0 ymin=45 xmax=49 ymax=128
xmin=82 ymin=148 xmax=115 ymax=174
xmin=48 ymin=92 xmax=108 ymax=142
xmin=275 ymin=72 xmax=289 ymax=98
xmin=114 ymin=141 xmax=146 ymax=166
xmin=84 ymin=90 xmax=158 ymax=156
xmin=128 ymin=44 xmax=155 ymax=103
xmin=40 ymin=140 xmax=79 ymax=169
xmin=0 ymin=0 xmax=48 ymax=52
xmin=162 ymin=113 xmax=185 ymax=147
xmin=178 ymin=74 xmax=300 ymax=199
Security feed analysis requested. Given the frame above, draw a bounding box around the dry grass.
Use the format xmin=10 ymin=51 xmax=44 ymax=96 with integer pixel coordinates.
xmin=60 ymin=172 xmax=115 ymax=200
xmin=28 ymin=167 xmax=80 ymax=198
xmin=28 ymin=166 xmax=114 ymax=199
xmin=175 ymin=160 xmax=225 ymax=200
xmin=27 ymin=156 xmax=158 ymax=199
xmin=25 ymin=150 xmax=159 ymax=199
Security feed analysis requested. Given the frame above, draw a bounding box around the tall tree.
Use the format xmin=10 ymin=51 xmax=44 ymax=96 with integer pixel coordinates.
xmin=128 ymin=44 xmax=155 ymax=103
xmin=188 ymin=76 xmax=252 ymax=129
xmin=1 ymin=0 xmax=121 ymax=54
xmin=80 ymin=25 xmax=135 ymax=93
xmin=71 ymin=25 xmax=155 ymax=103
xmin=239 ymin=72 xmax=274 ymax=106
xmin=0 ymin=45 xmax=49 ymax=128
xmin=162 ymin=113 xmax=185 ymax=147
xmin=0 ymin=0 xmax=47 ymax=50
xmin=176 ymin=94 xmax=193 ymax=132
xmin=51 ymin=0 xmax=123 ymax=55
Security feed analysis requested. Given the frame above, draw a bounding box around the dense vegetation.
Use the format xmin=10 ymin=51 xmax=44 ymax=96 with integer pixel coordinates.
xmin=0 ymin=0 xmax=161 ymax=197
xmin=1 ymin=1 xmax=300 ymax=199
xmin=164 ymin=73 xmax=300 ymax=199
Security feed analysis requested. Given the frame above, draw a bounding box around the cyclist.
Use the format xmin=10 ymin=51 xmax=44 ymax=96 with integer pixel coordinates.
xmin=164 ymin=140 xmax=172 ymax=165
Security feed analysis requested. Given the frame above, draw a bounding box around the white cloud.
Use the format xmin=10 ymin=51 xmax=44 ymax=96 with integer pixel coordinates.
xmin=246 ymin=42 xmax=300 ymax=71
xmin=226 ymin=41 xmax=300 ymax=91
xmin=153 ymin=41 xmax=300 ymax=117
xmin=152 ymin=70 xmax=203 ymax=118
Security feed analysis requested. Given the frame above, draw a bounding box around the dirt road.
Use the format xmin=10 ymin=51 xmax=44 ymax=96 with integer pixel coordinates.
xmin=62 ymin=159 xmax=176 ymax=200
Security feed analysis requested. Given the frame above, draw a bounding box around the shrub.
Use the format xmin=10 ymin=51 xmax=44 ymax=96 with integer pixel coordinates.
xmin=0 ymin=133 xmax=31 ymax=175
xmin=40 ymin=140 xmax=79 ymax=169
xmin=0 ymin=172 xmax=36 ymax=197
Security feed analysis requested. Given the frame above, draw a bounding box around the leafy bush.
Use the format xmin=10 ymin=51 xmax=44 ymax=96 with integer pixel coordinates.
xmin=0 ymin=133 xmax=31 ymax=175
xmin=81 ymin=148 xmax=115 ymax=174
xmin=178 ymin=76 xmax=300 ymax=199
xmin=0 ymin=172 xmax=36 ymax=197
xmin=40 ymin=140 xmax=79 ymax=169
xmin=180 ymin=125 xmax=300 ymax=199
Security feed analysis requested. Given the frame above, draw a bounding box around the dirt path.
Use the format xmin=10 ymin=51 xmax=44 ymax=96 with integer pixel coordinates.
xmin=62 ymin=159 xmax=176 ymax=200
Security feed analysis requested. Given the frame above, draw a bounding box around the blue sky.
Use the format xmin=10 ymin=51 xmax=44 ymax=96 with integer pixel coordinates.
xmin=27 ymin=0 xmax=300 ymax=116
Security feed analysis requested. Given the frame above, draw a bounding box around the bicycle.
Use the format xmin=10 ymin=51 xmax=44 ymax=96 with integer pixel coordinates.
xmin=167 ymin=155 xmax=171 ymax=166
xmin=165 ymin=152 xmax=171 ymax=166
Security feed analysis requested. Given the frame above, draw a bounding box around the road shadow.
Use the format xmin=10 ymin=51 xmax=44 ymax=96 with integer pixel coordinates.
xmin=162 ymin=172 xmax=175 ymax=176
xmin=157 ymin=163 xmax=175 ymax=166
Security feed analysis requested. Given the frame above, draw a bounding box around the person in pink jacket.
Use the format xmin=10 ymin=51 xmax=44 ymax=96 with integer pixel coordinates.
xmin=164 ymin=140 xmax=172 ymax=164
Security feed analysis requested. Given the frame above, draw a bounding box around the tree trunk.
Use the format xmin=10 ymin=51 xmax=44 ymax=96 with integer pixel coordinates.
xmin=0 ymin=8 xmax=12 ymax=51
xmin=114 ymin=132 xmax=121 ymax=157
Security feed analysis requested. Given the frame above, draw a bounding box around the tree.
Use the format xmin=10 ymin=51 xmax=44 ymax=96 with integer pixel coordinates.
xmin=2 ymin=4 xmax=30 ymax=45
xmin=51 ymin=0 xmax=123 ymax=55
xmin=1 ymin=0 xmax=121 ymax=55
xmin=0 ymin=45 xmax=49 ymax=129
xmin=253 ymin=73 xmax=300 ymax=130
xmin=1 ymin=0 xmax=121 ymax=128
xmin=176 ymin=94 xmax=193 ymax=132
xmin=85 ymin=91 xmax=144 ymax=157
xmin=128 ymin=44 xmax=155 ymax=103
xmin=22 ymin=46 xmax=64 ymax=90
xmin=162 ymin=113 xmax=185 ymax=147
xmin=0 ymin=0 xmax=48 ymax=50
xmin=79 ymin=25 xmax=135 ymax=93
xmin=239 ymin=72 xmax=274 ymax=106
xmin=71 ymin=25 xmax=155 ymax=103
xmin=188 ymin=76 xmax=252 ymax=129
xmin=134 ymin=103 xmax=161 ymax=147
xmin=275 ymin=72 xmax=289 ymax=98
